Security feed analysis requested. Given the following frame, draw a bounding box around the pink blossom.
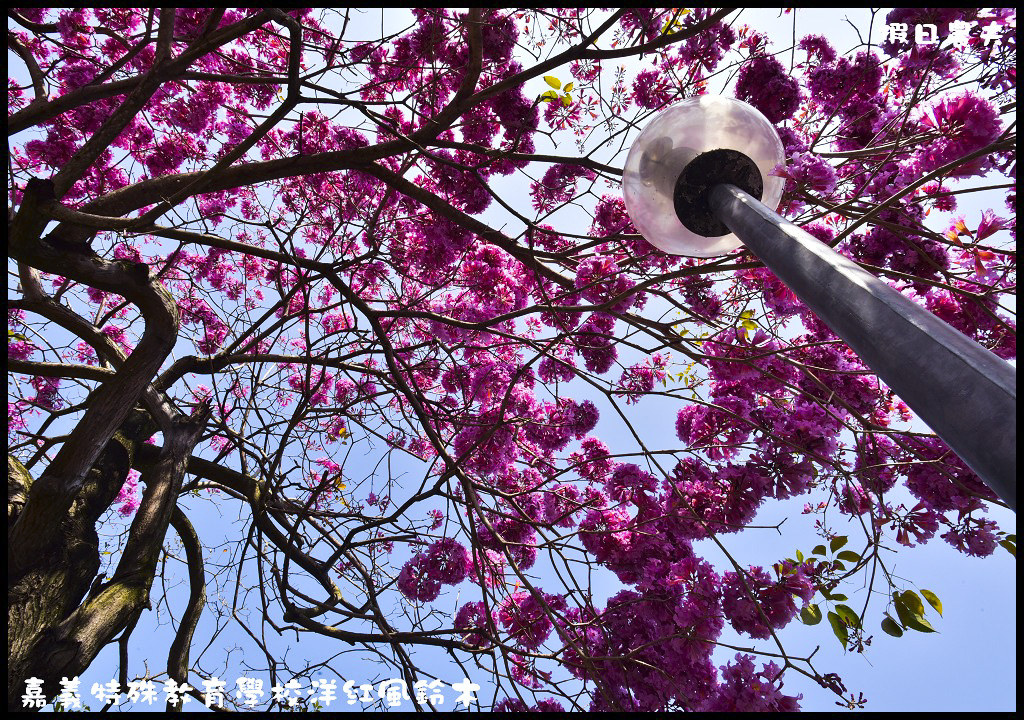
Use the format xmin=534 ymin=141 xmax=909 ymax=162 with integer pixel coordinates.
xmin=30 ymin=376 xmax=62 ymax=411
xmin=703 ymin=654 xmax=802 ymax=711
xmin=497 ymin=590 xmax=566 ymax=650
xmin=145 ymin=137 xmax=189 ymax=176
xmin=799 ymin=34 xmax=836 ymax=64
xmin=575 ymin=313 xmax=618 ymax=374
xmin=903 ymin=435 xmax=997 ymax=513
xmin=543 ymin=484 xmax=584 ymax=528
xmin=605 ymin=463 xmax=657 ymax=505
xmin=722 ymin=565 xmax=810 ymax=639
xmin=774 ymin=152 xmax=838 ymax=194
xmin=115 ymin=469 xmax=141 ymax=517
xmin=735 ymin=54 xmax=801 ymax=123
xmin=8 ymin=340 xmax=36 ymax=361
xmin=942 ymin=518 xmax=999 ymax=557
xmin=8 ymin=400 xmax=28 ymax=438
xmin=632 ymin=69 xmax=673 ymax=109
xmin=424 ymin=538 xmax=470 ymax=585
xmin=917 ymin=92 xmax=1002 ymax=178
xmin=396 ymin=553 xmax=442 ymax=602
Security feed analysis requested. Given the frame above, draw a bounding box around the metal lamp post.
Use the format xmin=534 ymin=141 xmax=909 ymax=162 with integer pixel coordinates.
xmin=622 ymin=96 xmax=1016 ymax=510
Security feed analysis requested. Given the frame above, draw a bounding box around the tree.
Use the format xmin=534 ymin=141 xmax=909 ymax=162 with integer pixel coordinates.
xmin=7 ymin=8 xmax=1016 ymax=712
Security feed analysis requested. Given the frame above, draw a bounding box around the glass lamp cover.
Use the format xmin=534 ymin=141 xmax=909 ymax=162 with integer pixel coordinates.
xmin=622 ymin=95 xmax=785 ymax=257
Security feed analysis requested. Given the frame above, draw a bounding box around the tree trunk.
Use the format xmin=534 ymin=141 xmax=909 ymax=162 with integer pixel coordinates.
xmin=8 ymin=433 xmax=132 ymax=711
xmin=7 ymin=408 xmax=205 ymax=711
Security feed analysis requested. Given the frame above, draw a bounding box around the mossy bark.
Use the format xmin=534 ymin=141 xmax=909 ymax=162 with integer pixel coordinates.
xmin=8 ymin=409 xmax=205 ymax=711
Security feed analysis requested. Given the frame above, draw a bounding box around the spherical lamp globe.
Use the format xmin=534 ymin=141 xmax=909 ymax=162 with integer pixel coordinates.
xmin=622 ymin=95 xmax=786 ymax=257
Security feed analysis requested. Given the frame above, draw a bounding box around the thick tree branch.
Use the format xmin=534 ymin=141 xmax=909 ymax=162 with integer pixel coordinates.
xmin=35 ymin=408 xmax=210 ymax=698
xmin=8 ymin=180 xmax=181 ymax=580
xmin=7 ymin=10 xmax=279 ymax=137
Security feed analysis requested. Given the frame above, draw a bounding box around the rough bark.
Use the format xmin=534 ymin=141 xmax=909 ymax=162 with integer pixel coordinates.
xmin=7 ymin=410 xmax=206 ymax=711
xmin=8 ymin=180 xmax=180 ymax=582
xmin=8 ymin=426 xmax=136 ymax=711
xmin=7 ymin=175 xmax=183 ymax=708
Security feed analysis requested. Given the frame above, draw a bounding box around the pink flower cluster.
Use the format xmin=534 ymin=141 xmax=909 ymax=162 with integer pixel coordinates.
xmin=941 ymin=518 xmax=999 ymax=557
xmin=774 ymin=151 xmax=838 ymax=195
xmin=524 ymin=398 xmax=599 ymax=453
xmin=632 ymin=69 xmax=674 ymax=109
xmin=396 ymin=538 xmax=471 ymax=602
xmin=115 ymin=469 xmax=142 ymax=517
xmin=530 ymin=163 xmax=596 ymax=214
xmin=557 ymin=556 xmax=726 ymax=710
xmin=918 ymin=91 xmax=1003 ymax=178
xmin=902 ymin=436 xmax=997 ymax=514
xmin=497 ymin=590 xmax=567 ymax=650
xmin=735 ymin=54 xmax=801 ymax=123
xmin=574 ymin=313 xmax=619 ymax=374
xmin=8 ymin=340 xmax=36 ymax=361
xmin=615 ymin=354 xmax=668 ymax=404
xmin=30 ymin=376 xmax=63 ymax=411
xmin=454 ymin=600 xmax=492 ymax=649
xmin=574 ymin=257 xmax=636 ymax=313
xmin=721 ymin=563 xmax=814 ymax=640
xmin=702 ymin=654 xmax=802 ymax=711
xmin=494 ymin=697 xmax=565 ymax=712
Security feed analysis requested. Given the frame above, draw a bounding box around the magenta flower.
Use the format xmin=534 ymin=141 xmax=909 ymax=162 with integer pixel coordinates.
xmin=703 ymin=654 xmax=802 ymax=711
xmin=396 ymin=553 xmax=442 ymax=602
xmin=917 ymin=92 xmax=1002 ymax=177
xmin=115 ymin=469 xmax=141 ymax=517
xmin=735 ymin=54 xmax=801 ymax=123
xmin=455 ymin=600 xmax=493 ymax=649
xmin=424 ymin=538 xmax=470 ymax=585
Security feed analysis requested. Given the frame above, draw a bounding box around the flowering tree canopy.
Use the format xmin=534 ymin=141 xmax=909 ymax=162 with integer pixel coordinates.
xmin=7 ymin=8 xmax=1016 ymax=712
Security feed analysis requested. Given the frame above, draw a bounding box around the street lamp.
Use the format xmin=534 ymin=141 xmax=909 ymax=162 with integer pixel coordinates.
xmin=623 ymin=96 xmax=1016 ymax=510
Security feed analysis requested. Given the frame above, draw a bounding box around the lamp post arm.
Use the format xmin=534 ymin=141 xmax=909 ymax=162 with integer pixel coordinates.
xmin=708 ymin=183 xmax=1016 ymax=511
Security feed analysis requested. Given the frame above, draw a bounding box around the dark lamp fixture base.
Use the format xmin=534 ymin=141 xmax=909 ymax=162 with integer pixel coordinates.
xmin=673 ymin=148 xmax=763 ymax=237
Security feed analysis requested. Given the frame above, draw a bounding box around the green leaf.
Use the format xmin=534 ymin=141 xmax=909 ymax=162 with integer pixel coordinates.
xmin=812 ymin=544 xmax=827 ymax=556
xmin=561 ymin=94 xmax=571 ymax=107
xmin=8 ymin=330 xmax=29 ymax=343
xmin=543 ymin=75 xmax=561 ymax=89
xmin=738 ymin=310 xmax=758 ymax=332
xmin=539 ymin=90 xmax=558 ymax=102
xmin=900 ymin=590 xmax=926 ymax=617
xmin=563 ymin=82 xmax=574 ymax=93
xmin=881 ymin=614 xmax=904 ymax=637
xmin=998 ymin=538 xmax=1016 ymax=557
xmin=795 ymin=548 xmax=804 ymax=562
xmin=920 ymin=589 xmax=943 ymax=617
xmin=830 ymin=536 xmax=848 ymax=552
xmin=831 ymin=560 xmax=846 ymax=571
xmin=837 ymin=550 xmax=861 ymax=564
xmin=834 ymin=603 xmax=861 ymax=629
xmin=827 ymin=611 xmax=849 ymax=648
xmin=829 ymin=593 xmax=848 ymax=601
xmin=893 ymin=593 xmax=936 ymax=633
xmin=800 ymin=604 xmax=823 ymax=625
